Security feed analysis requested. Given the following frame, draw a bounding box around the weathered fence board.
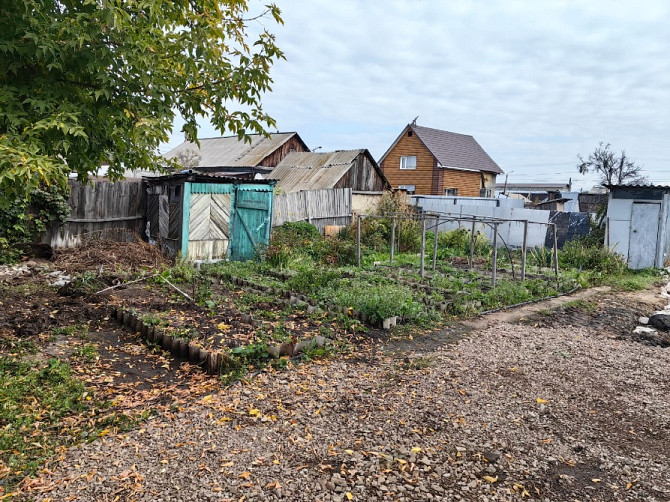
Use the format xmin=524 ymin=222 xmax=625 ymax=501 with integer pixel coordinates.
xmin=43 ymin=179 xmax=145 ymax=248
xmin=273 ymin=188 xmax=351 ymax=232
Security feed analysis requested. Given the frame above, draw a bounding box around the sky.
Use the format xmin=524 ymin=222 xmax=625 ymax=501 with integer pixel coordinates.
xmin=164 ymin=1 xmax=670 ymax=192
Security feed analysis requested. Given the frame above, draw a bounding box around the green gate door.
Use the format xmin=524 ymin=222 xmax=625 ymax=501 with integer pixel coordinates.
xmin=229 ymin=184 xmax=275 ymax=261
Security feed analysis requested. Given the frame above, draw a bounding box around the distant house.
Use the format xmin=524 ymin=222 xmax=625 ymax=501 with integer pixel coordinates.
xmin=379 ymin=123 xmax=503 ymax=197
xmin=164 ymin=132 xmax=309 ymax=178
xmin=269 ymin=149 xmax=390 ymax=193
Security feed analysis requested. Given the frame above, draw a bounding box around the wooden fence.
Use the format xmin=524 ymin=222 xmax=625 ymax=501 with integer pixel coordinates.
xmin=43 ymin=178 xmax=145 ymax=248
xmin=272 ymin=188 xmax=352 ymax=233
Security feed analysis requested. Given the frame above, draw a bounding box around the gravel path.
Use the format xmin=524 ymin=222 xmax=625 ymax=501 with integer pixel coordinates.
xmin=21 ymin=304 xmax=670 ymax=501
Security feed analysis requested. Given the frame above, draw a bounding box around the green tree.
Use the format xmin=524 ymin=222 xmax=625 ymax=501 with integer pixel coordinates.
xmin=0 ymin=0 xmax=284 ymax=201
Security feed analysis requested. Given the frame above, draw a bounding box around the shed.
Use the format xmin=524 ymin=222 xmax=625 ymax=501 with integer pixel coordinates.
xmin=269 ymin=149 xmax=390 ymax=193
xmin=605 ymin=184 xmax=670 ymax=269
xmin=163 ymin=132 xmax=309 ymax=169
xmin=145 ymin=173 xmax=275 ymax=261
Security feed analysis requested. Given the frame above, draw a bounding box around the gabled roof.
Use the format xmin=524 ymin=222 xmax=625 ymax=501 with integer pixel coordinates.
xmin=164 ymin=132 xmax=308 ymax=167
xmin=379 ymin=124 xmax=504 ymax=175
xmin=270 ymin=149 xmax=389 ymax=192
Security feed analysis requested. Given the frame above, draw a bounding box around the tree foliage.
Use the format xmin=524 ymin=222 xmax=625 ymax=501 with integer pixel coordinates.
xmin=0 ymin=0 xmax=284 ymax=201
xmin=577 ymin=142 xmax=647 ymax=187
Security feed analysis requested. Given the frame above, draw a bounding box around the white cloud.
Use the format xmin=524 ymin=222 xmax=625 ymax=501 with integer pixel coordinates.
xmin=167 ymin=0 xmax=670 ymax=190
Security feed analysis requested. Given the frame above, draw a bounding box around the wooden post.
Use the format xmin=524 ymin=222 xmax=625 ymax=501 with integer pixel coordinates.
xmin=492 ymin=223 xmax=498 ymax=287
xmin=552 ymin=223 xmax=559 ymax=287
xmin=469 ymin=219 xmax=476 ymax=270
xmin=420 ymin=217 xmax=427 ymax=279
xmin=432 ymin=216 xmax=439 ymax=271
xmin=521 ymin=220 xmax=528 ymax=281
xmin=356 ymin=214 xmax=361 ymax=268
xmin=390 ymin=216 xmax=396 ymax=262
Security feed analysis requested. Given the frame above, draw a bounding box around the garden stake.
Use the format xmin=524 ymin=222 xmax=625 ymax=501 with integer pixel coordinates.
xmin=357 ymin=214 xmax=361 ymax=268
xmin=521 ymin=220 xmax=528 ymax=281
xmin=469 ymin=219 xmax=476 ymax=270
xmin=420 ymin=217 xmax=427 ymax=279
xmin=432 ymin=215 xmax=439 ymax=271
xmin=492 ymin=222 xmax=499 ymax=287
xmin=552 ymin=223 xmax=560 ymax=288
xmin=390 ymin=216 xmax=396 ymax=263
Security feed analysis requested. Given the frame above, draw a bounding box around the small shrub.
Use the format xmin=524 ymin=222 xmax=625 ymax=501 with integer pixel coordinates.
xmin=559 ymin=240 xmax=626 ymax=274
xmin=437 ymin=228 xmax=490 ymax=258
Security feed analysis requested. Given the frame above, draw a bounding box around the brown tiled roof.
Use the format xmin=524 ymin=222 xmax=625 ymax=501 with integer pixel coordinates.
xmin=411 ymin=125 xmax=503 ymax=174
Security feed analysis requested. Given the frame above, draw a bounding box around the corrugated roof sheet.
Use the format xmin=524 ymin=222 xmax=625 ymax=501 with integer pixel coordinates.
xmin=605 ymin=183 xmax=670 ymax=189
xmin=269 ymin=150 xmax=366 ymax=192
xmin=164 ymin=133 xmax=300 ymax=167
xmin=411 ymin=125 xmax=503 ymax=174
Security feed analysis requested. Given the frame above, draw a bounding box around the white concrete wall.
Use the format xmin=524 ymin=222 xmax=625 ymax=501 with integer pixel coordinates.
xmin=412 ymin=196 xmax=551 ymax=248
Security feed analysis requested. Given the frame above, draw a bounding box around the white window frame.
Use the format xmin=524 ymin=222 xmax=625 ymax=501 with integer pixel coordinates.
xmin=398 ymin=184 xmax=416 ymax=194
xmin=399 ymin=155 xmax=417 ymax=170
xmin=444 ymin=188 xmax=458 ymax=196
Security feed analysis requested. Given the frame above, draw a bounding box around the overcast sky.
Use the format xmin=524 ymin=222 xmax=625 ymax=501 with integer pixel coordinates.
xmin=165 ymin=1 xmax=670 ymax=191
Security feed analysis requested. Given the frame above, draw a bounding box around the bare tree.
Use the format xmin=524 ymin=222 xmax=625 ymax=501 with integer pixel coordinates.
xmin=174 ymin=148 xmax=201 ymax=169
xmin=578 ymin=142 xmax=647 ymax=187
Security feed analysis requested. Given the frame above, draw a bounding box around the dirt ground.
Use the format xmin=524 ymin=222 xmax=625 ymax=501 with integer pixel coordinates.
xmin=2 ymin=261 xmax=669 ymax=501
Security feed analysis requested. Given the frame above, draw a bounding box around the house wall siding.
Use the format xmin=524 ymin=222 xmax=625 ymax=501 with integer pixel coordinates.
xmin=380 ymin=132 xmax=435 ymax=194
xmin=439 ymin=169 xmax=483 ymax=197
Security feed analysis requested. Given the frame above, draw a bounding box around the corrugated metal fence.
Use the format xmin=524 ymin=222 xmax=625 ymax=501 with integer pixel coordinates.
xmin=272 ymin=188 xmax=351 ymax=233
xmin=44 ymin=178 xmax=145 ymax=248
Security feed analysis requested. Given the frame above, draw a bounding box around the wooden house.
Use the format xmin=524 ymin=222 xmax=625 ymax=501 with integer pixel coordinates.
xmin=164 ymin=132 xmax=309 ymax=178
xmin=145 ymin=173 xmax=275 ymax=261
xmin=269 ymin=149 xmax=390 ymax=193
xmin=379 ymin=123 xmax=503 ymax=197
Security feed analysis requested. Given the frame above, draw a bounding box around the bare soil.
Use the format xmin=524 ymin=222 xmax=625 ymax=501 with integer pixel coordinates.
xmin=2 ymin=262 xmax=669 ymax=501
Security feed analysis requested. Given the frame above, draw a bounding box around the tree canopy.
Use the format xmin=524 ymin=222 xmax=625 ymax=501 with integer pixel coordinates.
xmin=577 ymin=142 xmax=647 ymax=187
xmin=0 ymin=0 xmax=284 ymax=200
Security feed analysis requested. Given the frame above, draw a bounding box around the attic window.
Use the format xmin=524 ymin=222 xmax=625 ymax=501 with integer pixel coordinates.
xmin=400 ymin=155 xmax=417 ymax=170
xmin=408 ymin=130 xmax=413 ymax=137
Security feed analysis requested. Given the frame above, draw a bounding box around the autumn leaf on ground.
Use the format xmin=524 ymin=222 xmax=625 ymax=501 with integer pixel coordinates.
xmin=238 ymin=471 xmax=251 ymax=479
xmin=536 ymin=397 xmax=548 ymax=404
xmin=483 ymin=475 xmax=498 ymax=483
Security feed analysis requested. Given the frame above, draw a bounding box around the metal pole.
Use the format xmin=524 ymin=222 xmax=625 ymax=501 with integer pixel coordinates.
xmin=420 ymin=217 xmax=427 ymax=279
xmin=552 ymin=223 xmax=559 ymax=287
xmin=390 ymin=216 xmax=396 ymax=262
xmin=432 ymin=216 xmax=439 ymax=271
xmin=492 ymin=223 xmax=498 ymax=287
xmin=469 ymin=219 xmax=476 ymax=269
xmin=356 ymin=214 xmax=361 ymax=268
xmin=521 ymin=220 xmax=528 ymax=281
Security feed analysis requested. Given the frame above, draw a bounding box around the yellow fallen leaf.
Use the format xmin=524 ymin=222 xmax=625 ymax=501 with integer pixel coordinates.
xmin=396 ymin=458 xmax=407 ymax=465
xmin=314 ymin=408 xmax=322 ymax=416
xmin=249 ymin=408 xmax=261 ymax=417
xmin=345 ymin=492 xmax=353 ymax=500
xmin=238 ymin=471 xmax=251 ymax=479
xmin=411 ymin=447 xmax=421 ymax=453
xmin=217 ymin=322 xmax=231 ymax=331
xmin=344 ymin=449 xmax=354 ymax=455
xmin=483 ymin=475 xmax=498 ymax=483
xmin=592 ymin=478 xmax=601 ymax=483
xmin=536 ymin=397 xmax=548 ymax=404
xmin=626 ymin=482 xmax=633 ymax=490
xmin=220 ymin=461 xmax=234 ymax=467
xmin=202 ymin=395 xmax=214 ymax=403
